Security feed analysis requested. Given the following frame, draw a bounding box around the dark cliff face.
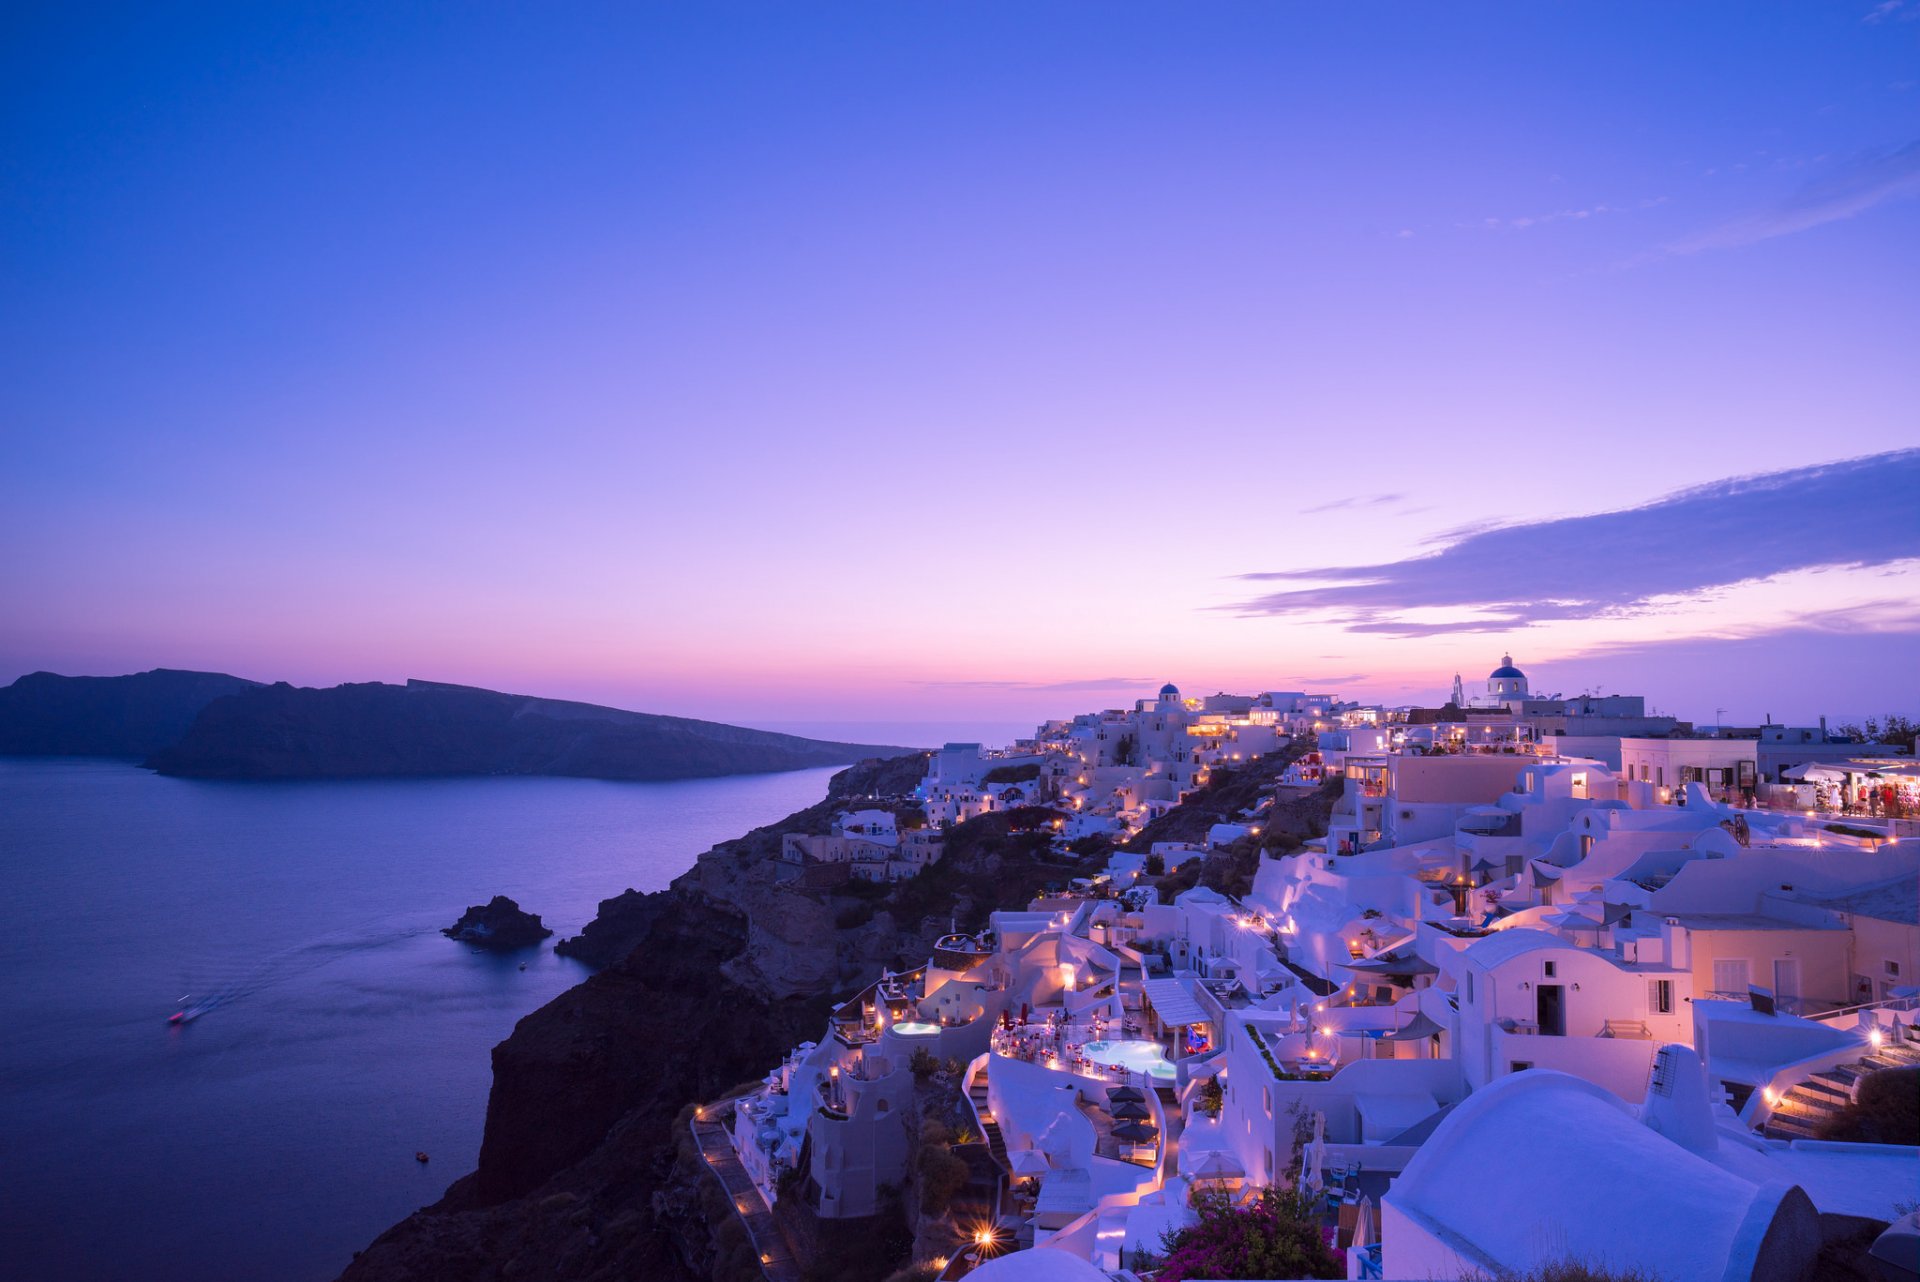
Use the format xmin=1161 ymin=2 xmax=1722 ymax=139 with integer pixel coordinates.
xmin=338 ymin=754 xmax=935 ymax=1282
xmin=0 ymin=668 xmax=259 ymax=756
xmin=145 ymin=679 xmax=919 ymax=781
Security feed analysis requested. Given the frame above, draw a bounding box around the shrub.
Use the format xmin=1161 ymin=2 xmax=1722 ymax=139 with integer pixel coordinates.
xmin=1196 ymin=1077 xmax=1224 ymax=1118
xmin=916 ymin=1143 xmax=970 ymax=1216
xmin=1144 ymin=853 xmax=1166 ymax=876
xmin=1817 ymin=1065 xmax=1920 ymax=1145
xmin=1157 ymin=1186 xmax=1341 ymax=1280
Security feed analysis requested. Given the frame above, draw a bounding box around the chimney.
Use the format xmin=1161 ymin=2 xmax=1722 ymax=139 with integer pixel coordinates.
xmin=1819 ymin=715 xmax=1828 ymax=741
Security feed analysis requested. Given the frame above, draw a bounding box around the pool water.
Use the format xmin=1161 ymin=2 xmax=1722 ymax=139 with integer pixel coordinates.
xmin=891 ymin=1021 xmax=939 ymax=1036
xmin=1080 ymin=1038 xmax=1176 ymax=1080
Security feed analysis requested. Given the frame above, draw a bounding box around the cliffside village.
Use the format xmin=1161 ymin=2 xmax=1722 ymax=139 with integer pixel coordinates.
xmin=698 ymin=662 xmax=1920 ymax=1282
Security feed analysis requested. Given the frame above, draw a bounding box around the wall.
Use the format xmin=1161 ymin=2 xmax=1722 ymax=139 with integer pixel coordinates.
xmin=1684 ymin=925 xmax=1853 ymax=1012
xmin=1489 ymin=1028 xmax=1658 ymax=1099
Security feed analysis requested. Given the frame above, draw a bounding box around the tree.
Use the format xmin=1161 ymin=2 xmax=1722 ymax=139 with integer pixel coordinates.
xmin=1834 ymin=714 xmax=1918 ymax=752
xmin=1144 ymin=853 xmax=1166 ymax=876
xmin=1196 ymin=1077 xmax=1224 ymax=1118
xmin=1157 ymin=1187 xmax=1341 ymax=1281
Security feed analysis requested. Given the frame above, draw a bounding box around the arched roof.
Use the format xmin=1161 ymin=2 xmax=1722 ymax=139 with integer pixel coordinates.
xmin=1489 ymin=652 xmax=1525 ymax=679
xmin=1386 ymin=1070 xmax=1786 ymax=1281
xmin=1159 ymin=682 xmax=1180 ymax=696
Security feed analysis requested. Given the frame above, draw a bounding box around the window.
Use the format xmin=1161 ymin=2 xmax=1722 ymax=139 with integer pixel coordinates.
xmin=1713 ymin=959 xmax=1750 ymax=994
xmin=1648 ymin=980 xmax=1673 ymax=1014
xmin=1464 ymin=972 xmax=1474 ymax=1004
xmin=1543 ymin=961 xmax=1557 ymax=979
xmin=1510 ymin=1060 xmax=1533 ymax=1073
xmin=1888 ymin=960 xmax=1903 ymax=978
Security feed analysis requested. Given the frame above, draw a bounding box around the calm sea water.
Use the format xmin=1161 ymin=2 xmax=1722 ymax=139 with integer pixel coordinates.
xmin=0 ymin=756 xmax=842 ymax=1282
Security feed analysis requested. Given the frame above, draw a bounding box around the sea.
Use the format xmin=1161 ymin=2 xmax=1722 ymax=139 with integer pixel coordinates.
xmin=0 ymin=754 xmax=891 ymax=1282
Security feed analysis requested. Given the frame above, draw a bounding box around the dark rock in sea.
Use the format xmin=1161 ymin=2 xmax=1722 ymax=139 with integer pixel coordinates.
xmin=443 ymin=897 xmax=553 ymax=951
xmin=144 ymin=678 xmax=920 ymax=781
xmin=0 ymin=668 xmax=259 ymax=757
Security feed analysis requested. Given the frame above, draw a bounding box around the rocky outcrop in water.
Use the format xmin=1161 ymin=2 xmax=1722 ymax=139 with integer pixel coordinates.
xmin=443 ymin=897 xmax=553 ymax=951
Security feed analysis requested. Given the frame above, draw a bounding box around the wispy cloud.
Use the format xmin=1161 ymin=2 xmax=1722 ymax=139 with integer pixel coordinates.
xmin=1862 ymin=0 xmax=1916 ymax=24
xmin=1477 ymin=195 xmax=1667 ymax=232
xmin=919 ymin=676 xmax=1160 ymax=692
xmin=1283 ymin=673 xmax=1368 ymax=686
xmin=1663 ymin=139 xmax=1920 ymax=254
xmin=1303 ymin=492 xmax=1408 ymax=515
xmin=1232 ymin=450 xmax=1920 ymax=638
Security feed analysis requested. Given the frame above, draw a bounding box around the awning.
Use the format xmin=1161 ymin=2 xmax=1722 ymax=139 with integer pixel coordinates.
xmin=1531 ymin=862 xmax=1567 ymax=888
xmin=1141 ymin=977 xmax=1208 ymax=1026
xmin=1382 ymin=1011 xmax=1447 ymax=1042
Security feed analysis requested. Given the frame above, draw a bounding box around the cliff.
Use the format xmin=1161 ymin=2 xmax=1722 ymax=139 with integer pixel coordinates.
xmin=145 ymin=679 xmax=918 ymax=781
xmin=336 ymin=755 xmax=1095 ymax=1282
xmin=0 ymin=668 xmax=260 ymax=756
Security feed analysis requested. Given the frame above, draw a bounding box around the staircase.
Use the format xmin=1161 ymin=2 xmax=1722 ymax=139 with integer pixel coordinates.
xmin=1761 ymin=1023 xmax=1920 ymax=1141
xmin=968 ymin=1061 xmax=1010 ymax=1170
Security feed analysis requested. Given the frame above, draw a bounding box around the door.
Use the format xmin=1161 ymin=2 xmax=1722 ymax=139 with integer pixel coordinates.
xmin=1536 ymin=984 xmax=1566 ymax=1037
xmin=1773 ymin=959 xmax=1801 ymax=1013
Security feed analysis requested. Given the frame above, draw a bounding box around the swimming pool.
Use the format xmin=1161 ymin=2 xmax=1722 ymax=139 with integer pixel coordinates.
xmin=891 ymin=1021 xmax=940 ymax=1037
xmin=1080 ymin=1038 xmax=1176 ymax=1080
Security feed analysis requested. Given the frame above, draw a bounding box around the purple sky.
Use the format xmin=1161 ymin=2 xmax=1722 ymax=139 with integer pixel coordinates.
xmin=3 ymin=3 xmax=1917 ymax=732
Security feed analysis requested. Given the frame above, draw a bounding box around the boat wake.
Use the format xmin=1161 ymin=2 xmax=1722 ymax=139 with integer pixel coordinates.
xmin=168 ymin=920 xmax=436 ymax=1027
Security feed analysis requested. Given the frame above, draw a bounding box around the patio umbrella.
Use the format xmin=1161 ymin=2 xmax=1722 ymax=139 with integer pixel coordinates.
xmin=1107 ymin=1085 xmax=1146 ymax=1102
xmin=1111 ymin=1120 xmax=1158 ymax=1143
xmin=1008 ymin=1148 xmax=1050 ymax=1176
xmin=1355 ymin=1194 xmax=1376 ymax=1248
xmin=1302 ymin=1111 xmax=1327 ymax=1194
xmin=1186 ymin=1149 xmax=1243 ymax=1179
xmin=1110 ymin=1099 xmax=1151 ymax=1120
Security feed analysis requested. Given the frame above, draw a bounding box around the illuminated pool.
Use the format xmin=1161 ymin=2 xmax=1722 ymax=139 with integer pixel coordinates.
xmin=1081 ymin=1039 xmax=1176 ymax=1080
xmin=891 ymin=1021 xmax=940 ymax=1037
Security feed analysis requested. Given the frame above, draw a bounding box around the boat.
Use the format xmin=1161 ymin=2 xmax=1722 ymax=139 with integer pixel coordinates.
xmin=168 ymin=995 xmax=216 ymax=1025
xmin=415 ymin=1151 xmax=430 ymax=1163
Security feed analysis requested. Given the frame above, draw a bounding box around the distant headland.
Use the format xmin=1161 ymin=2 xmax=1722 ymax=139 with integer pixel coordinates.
xmin=0 ymin=669 xmax=919 ymax=781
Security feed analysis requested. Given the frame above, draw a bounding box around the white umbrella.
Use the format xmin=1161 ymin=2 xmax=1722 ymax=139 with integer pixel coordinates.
xmin=1355 ymin=1193 xmax=1376 ymax=1247
xmin=1302 ymin=1110 xmax=1327 ymax=1195
xmin=1008 ymin=1148 xmax=1050 ymax=1176
xmin=1187 ymin=1149 xmax=1243 ymax=1179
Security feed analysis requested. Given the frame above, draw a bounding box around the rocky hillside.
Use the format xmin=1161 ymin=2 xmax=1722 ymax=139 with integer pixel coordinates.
xmin=337 ymin=739 xmax=1338 ymax=1282
xmin=336 ymin=754 xmax=1102 ymax=1282
xmin=0 ymin=668 xmax=259 ymax=756
xmin=145 ymin=679 xmax=918 ymax=781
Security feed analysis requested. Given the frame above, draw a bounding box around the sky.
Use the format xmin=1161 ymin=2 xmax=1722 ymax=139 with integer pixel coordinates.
xmin=3 ymin=2 xmax=1917 ymax=734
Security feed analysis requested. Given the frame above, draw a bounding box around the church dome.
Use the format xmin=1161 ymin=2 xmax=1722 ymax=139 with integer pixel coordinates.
xmin=1159 ymin=682 xmax=1180 ymax=696
xmin=1489 ymin=654 xmax=1525 ymax=680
